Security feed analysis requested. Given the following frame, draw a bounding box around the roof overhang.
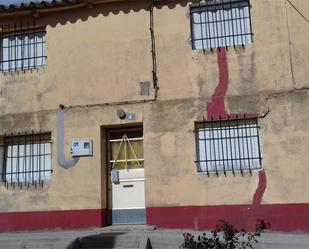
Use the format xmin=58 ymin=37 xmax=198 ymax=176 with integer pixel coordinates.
xmin=0 ymin=0 xmax=102 ymax=17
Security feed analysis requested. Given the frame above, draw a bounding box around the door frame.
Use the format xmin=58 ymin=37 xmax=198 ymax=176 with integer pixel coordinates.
xmin=105 ymin=125 xmax=144 ymax=225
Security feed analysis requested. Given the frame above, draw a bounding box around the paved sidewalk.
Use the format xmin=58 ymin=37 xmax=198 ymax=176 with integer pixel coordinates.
xmin=0 ymin=225 xmax=309 ymax=249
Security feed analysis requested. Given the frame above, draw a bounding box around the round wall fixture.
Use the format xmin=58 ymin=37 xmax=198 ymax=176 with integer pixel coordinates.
xmin=117 ymin=109 xmax=126 ymax=120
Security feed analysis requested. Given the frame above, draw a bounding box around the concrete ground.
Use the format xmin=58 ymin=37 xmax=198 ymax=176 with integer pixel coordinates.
xmin=0 ymin=225 xmax=309 ymax=249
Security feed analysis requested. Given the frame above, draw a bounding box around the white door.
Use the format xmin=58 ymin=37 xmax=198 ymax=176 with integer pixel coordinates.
xmin=108 ymin=127 xmax=145 ymax=224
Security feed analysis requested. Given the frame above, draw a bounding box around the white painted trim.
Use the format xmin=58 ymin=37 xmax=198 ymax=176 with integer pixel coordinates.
xmin=118 ymin=168 xmax=145 ymax=172
xmin=117 ymin=178 xmax=145 ymax=182
xmin=109 ymin=137 xmax=144 ymax=142
xmin=110 ymin=159 xmax=144 ymax=163
xmin=112 ymin=207 xmax=146 ymax=210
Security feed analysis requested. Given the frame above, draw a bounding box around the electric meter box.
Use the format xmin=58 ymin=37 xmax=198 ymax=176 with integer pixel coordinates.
xmin=71 ymin=140 xmax=93 ymax=157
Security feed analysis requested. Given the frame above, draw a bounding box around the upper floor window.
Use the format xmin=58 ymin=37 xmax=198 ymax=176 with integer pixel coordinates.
xmin=190 ymin=0 xmax=253 ymax=50
xmin=0 ymin=28 xmax=46 ymax=73
xmin=195 ymin=117 xmax=262 ymax=176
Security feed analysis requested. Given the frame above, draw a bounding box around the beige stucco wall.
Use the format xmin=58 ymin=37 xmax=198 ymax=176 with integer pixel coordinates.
xmin=0 ymin=0 xmax=309 ymax=212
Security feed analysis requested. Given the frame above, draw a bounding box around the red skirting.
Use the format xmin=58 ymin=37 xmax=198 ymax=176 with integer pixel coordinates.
xmin=0 ymin=208 xmax=106 ymax=232
xmin=1 ymin=204 xmax=309 ymax=233
xmin=147 ymin=203 xmax=309 ymax=232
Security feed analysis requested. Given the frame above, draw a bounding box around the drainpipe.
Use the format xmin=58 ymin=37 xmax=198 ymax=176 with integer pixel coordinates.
xmin=57 ymin=108 xmax=79 ymax=169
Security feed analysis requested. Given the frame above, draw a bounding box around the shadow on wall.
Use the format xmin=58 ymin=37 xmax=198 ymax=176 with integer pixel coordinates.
xmin=0 ymin=0 xmax=199 ymax=28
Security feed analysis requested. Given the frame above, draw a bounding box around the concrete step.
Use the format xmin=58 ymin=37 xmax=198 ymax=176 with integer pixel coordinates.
xmin=68 ymin=234 xmax=152 ymax=249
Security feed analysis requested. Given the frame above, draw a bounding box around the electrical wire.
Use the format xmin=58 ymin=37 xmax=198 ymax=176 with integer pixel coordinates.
xmin=287 ymin=0 xmax=309 ymax=24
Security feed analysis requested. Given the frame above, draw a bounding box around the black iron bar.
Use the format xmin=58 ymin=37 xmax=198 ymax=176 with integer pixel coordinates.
xmin=233 ymin=0 xmax=239 ymax=47
xmin=200 ymin=134 xmax=258 ymax=141
xmin=240 ymin=122 xmax=246 ymax=173
xmin=38 ymin=132 xmax=41 ymax=185
xmin=194 ymin=125 xmax=201 ymax=172
xmin=235 ymin=116 xmax=243 ymax=175
xmin=244 ymin=116 xmax=252 ymax=174
xmin=21 ymin=22 xmax=24 ymax=71
xmin=202 ymin=117 xmax=209 ymax=175
xmin=31 ymin=131 xmax=34 ymax=185
xmin=220 ymin=0 xmax=227 ymax=48
xmin=205 ymin=3 xmax=212 ymax=49
xmin=8 ymin=24 xmax=11 ymax=72
xmin=43 ymin=140 xmax=46 ymax=182
xmin=227 ymin=116 xmax=235 ymax=174
xmin=27 ymin=22 xmax=30 ymax=70
xmin=211 ymin=119 xmax=219 ymax=176
xmin=14 ymin=23 xmax=17 ymax=72
xmin=198 ymin=2 xmax=205 ymax=51
xmin=256 ymin=118 xmax=263 ymax=168
xmin=237 ymin=0 xmax=244 ymax=46
xmin=17 ymin=132 xmax=20 ymax=186
xmin=191 ymin=31 xmax=252 ymax=40
xmin=229 ymin=0 xmax=236 ymax=47
xmin=189 ymin=7 xmax=194 ymax=49
xmin=248 ymin=119 xmax=255 ymax=170
xmin=10 ymin=133 xmax=13 ymax=186
xmin=219 ymin=117 xmax=227 ymax=176
xmin=203 ymin=3 xmax=210 ymax=49
xmin=248 ymin=0 xmax=253 ymax=43
xmin=3 ymin=169 xmax=52 ymax=175
xmin=3 ymin=134 xmax=7 ymax=184
xmin=33 ymin=20 xmax=37 ymax=71
xmin=23 ymin=133 xmax=27 ymax=186
xmin=198 ymin=157 xmax=261 ymax=162
xmin=214 ymin=4 xmax=220 ymax=48
xmin=0 ymin=24 xmax=3 ymax=72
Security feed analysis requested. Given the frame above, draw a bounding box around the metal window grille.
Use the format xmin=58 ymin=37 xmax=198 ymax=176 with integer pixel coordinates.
xmin=0 ymin=132 xmax=52 ymax=188
xmin=194 ymin=116 xmax=262 ymax=176
xmin=0 ymin=22 xmax=46 ymax=73
xmin=190 ymin=0 xmax=253 ymax=50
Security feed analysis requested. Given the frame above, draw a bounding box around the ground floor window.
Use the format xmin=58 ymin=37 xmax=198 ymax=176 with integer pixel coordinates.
xmin=1 ymin=132 xmax=52 ymax=186
xmin=195 ymin=117 xmax=262 ymax=175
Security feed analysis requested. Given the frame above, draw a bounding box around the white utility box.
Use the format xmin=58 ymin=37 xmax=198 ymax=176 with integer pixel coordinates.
xmin=71 ymin=140 xmax=93 ymax=157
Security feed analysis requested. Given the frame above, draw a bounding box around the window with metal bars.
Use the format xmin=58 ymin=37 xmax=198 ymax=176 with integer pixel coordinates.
xmin=190 ymin=0 xmax=253 ymax=50
xmin=0 ymin=132 xmax=52 ymax=187
xmin=0 ymin=27 xmax=46 ymax=73
xmin=194 ymin=117 xmax=262 ymax=176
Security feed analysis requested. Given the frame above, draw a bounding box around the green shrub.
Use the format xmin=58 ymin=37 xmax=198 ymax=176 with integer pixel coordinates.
xmin=181 ymin=219 xmax=270 ymax=249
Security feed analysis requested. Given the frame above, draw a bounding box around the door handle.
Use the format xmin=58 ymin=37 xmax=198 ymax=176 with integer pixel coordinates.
xmin=123 ymin=184 xmax=134 ymax=188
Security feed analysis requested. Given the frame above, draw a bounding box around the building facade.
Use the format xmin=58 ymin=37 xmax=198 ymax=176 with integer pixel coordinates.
xmin=0 ymin=0 xmax=309 ymax=232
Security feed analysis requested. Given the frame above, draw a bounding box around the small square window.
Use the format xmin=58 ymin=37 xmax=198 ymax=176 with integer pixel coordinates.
xmin=0 ymin=28 xmax=46 ymax=73
xmin=195 ymin=117 xmax=262 ymax=175
xmin=190 ymin=0 xmax=253 ymax=50
xmin=1 ymin=133 xmax=52 ymax=185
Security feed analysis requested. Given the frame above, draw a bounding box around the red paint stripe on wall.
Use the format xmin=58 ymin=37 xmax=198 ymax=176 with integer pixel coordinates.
xmin=147 ymin=204 xmax=309 ymax=232
xmin=0 ymin=209 xmax=106 ymax=232
xmin=206 ymin=48 xmax=229 ymax=120
xmin=252 ymin=170 xmax=267 ymax=207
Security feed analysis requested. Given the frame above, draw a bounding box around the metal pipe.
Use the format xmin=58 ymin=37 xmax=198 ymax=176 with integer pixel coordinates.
xmin=57 ymin=109 xmax=79 ymax=169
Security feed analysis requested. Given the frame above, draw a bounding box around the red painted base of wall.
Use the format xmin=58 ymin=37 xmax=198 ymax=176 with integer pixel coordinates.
xmin=1 ymin=205 xmax=309 ymax=233
xmin=0 ymin=208 xmax=107 ymax=232
xmin=147 ymin=204 xmax=309 ymax=232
